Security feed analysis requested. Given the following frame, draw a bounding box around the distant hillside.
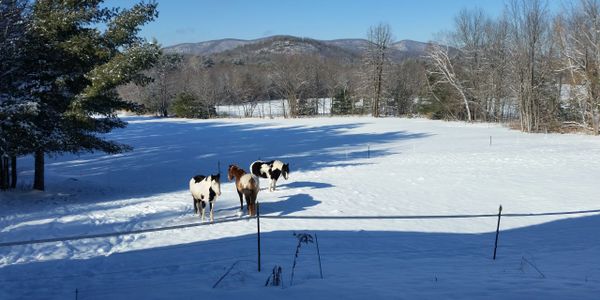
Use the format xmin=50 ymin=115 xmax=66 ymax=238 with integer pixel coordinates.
xmin=163 ymin=35 xmax=431 ymax=62
xmin=210 ymin=35 xmax=362 ymax=64
xmin=164 ymin=38 xmax=263 ymax=55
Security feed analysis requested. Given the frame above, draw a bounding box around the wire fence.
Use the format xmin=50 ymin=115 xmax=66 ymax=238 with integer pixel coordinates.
xmin=2 ymin=208 xmax=599 ymax=248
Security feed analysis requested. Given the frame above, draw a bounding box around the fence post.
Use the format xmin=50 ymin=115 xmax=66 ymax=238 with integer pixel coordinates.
xmin=490 ymin=136 xmax=492 ymax=146
xmin=493 ymin=205 xmax=502 ymax=260
xmin=257 ymin=201 xmax=261 ymax=272
xmin=75 ymin=288 xmax=78 ymax=300
xmin=315 ymin=233 xmax=323 ymax=279
xmin=367 ymin=145 xmax=370 ymax=159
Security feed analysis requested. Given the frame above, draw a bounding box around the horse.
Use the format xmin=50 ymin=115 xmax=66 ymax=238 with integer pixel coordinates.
xmin=189 ymin=173 xmax=221 ymax=222
xmin=228 ymin=164 xmax=260 ymax=216
xmin=250 ymin=160 xmax=289 ymax=192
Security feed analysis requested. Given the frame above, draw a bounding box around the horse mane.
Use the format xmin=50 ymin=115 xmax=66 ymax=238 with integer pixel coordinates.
xmin=210 ymin=173 xmax=221 ymax=182
xmin=228 ymin=164 xmax=247 ymax=179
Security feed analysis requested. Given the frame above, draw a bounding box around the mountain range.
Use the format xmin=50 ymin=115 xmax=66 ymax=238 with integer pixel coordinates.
xmin=163 ymin=35 xmax=431 ymax=62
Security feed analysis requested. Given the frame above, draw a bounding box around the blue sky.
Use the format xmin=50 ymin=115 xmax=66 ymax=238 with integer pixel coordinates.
xmin=104 ymin=0 xmax=558 ymax=47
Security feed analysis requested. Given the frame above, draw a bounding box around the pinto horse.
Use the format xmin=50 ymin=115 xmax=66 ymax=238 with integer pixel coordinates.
xmin=228 ymin=164 xmax=260 ymax=216
xmin=189 ymin=173 xmax=221 ymax=222
xmin=250 ymin=160 xmax=289 ymax=192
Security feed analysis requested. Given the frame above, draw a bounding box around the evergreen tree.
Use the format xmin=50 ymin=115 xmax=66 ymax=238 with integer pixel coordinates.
xmin=0 ymin=0 xmax=32 ymax=189
xmin=331 ymin=88 xmax=352 ymax=115
xmin=171 ymin=91 xmax=215 ymax=119
xmin=21 ymin=0 xmax=160 ymax=190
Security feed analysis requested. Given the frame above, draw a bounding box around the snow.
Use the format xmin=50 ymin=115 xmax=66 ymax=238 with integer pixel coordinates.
xmin=1 ymin=116 xmax=600 ymax=299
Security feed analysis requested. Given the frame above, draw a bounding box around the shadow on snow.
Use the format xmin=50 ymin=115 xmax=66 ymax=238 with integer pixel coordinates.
xmin=18 ymin=118 xmax=429 ymax=199
xmin=1 ymin=214 xmax=599 ymax=299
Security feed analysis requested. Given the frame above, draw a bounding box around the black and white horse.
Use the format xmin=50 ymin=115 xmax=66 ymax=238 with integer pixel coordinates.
xmin=189 ymin=173 xmax=221 ymax=222
xmin=250 ymin=160 xmax=289 ymax=192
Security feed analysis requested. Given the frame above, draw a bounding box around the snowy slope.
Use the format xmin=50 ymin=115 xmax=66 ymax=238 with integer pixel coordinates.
xmin=1 ymin=117 xmax=599 ymax=299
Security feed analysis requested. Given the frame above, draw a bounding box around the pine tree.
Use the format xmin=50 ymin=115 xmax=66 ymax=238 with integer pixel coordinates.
xmin=331 ymin=88 xmax=352 ymax=115
xmin=0 ymin=0 xmax=32 ymax=190
xmin=172 ymin=91 xmax=215 ymax=119
xmin=21 ymin=0 xmax=161 ymax=190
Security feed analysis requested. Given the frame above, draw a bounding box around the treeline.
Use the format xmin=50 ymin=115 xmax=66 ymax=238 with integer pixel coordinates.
xmin=120 ymin=49 xmax=427 ymax=119
xmin=0 ymin=0 xmax=160 ymax=191
xmin=127 ymin=0 xmax=600 ymax=136
xmin=120 ymin=25 xmax=427 ymax=119
xmin=427 ymin=0 xmax=600 ymax=134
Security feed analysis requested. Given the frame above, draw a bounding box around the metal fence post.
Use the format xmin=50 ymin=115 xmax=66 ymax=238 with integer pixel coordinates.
xmin=257 ymin=201 xmax=261 ymax=272
xmin=493 ymin=205 xmax=503 ymax=260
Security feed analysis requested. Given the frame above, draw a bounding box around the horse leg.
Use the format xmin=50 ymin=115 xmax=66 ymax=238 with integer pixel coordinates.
xmin=242 ymin=191 xmax=249 ymax=216
xmin=251 ymin=191 xmax=258 ymax=216
xmin=201 ymin=201 xmax=206 ymax=222
xmin=209 ymin=201 xmax=214 ymax=223
xmin=250 ymin=191 xmax=258 ymax=216
xmin=193 ymin=198 xmax=198 ymax=215
xmin=237 ymin=190 xmax=244 ymax=215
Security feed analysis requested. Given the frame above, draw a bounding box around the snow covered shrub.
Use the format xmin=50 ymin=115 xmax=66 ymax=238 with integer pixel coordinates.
xmin=265 ymin=265 xmax=283 ymax=287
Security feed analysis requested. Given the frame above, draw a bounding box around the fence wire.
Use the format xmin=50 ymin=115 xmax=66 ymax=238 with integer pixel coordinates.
xmin=1 ymin=208 xmax=600 ymax=248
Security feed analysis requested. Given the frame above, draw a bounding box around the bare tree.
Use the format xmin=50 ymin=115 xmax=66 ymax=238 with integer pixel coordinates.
xmin=453 ymin=8 xmax=488 ymax=120
xmin=142 ymin=54 xmax=182 ymax=117
xmin=270 ymin=55 xmax=311 ymax=118
xmin=482 ymin=16 xmax=513 ymax=121
xmin=364 ymin=23 xmax=393 ymax=117
xmin=555 ymin=0 xmax=600 ymax=134
xmin=386 ymin=59 xmax=426 ymax=116
xmin=507 ymin=0 xmax=556 ymax=132
xmin=426 ymin=42 xmax=473 ymax=121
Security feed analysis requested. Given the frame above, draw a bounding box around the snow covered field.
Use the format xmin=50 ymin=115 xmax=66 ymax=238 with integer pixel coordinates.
xmin=1 ymin=116 xmax=600 ymax=299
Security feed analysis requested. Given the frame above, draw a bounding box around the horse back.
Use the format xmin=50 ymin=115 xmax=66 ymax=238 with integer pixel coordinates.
xmin=239 ymin=173 xmax=259 ymax=191
xmin=251 ymin=161 xmax=269 ymax=178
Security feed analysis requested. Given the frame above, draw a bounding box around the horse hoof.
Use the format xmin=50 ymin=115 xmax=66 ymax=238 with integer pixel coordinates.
xmin=236 ymin=210 xmax=243 ymax=217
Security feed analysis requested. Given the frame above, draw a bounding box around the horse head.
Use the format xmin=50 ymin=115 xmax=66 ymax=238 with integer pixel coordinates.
xmin=227 ymin=165 xmax=235 ymax=181
xmin=282 ymin=163 xmax=290 ymax=180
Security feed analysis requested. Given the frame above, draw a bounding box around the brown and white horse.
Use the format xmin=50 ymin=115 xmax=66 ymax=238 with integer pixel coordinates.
xmin=227 ymin=164 xmax=260 ymax=216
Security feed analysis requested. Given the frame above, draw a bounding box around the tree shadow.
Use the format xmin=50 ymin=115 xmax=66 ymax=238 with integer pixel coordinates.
xmin=1 ymin=214 xmax=599 ymax=299
xmin=277 ymin=181 xmax=334 ymax=190
xmin=2 ymin=118 xmax=430 ymax=244
xmin=260 ymin=193 xmax=321 ymax=216
xmin=15 ymin=118 xmax=430 ymax=200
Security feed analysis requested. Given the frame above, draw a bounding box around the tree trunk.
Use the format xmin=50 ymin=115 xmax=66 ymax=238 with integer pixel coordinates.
xmin=33 ymin=149 xmax=45 ymax=191
xmin=0 ymin=156 xmax=6 ymax=190
xmin=11 ymin=156 xmax=17 ymax=189
xmin=593 ymin=109 xmax=600 ymax=135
